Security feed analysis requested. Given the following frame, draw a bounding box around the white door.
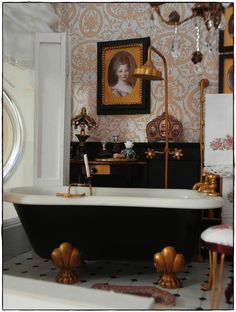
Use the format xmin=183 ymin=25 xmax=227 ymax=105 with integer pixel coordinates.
xmin=33 ymin=33 xmax=71 ymax=186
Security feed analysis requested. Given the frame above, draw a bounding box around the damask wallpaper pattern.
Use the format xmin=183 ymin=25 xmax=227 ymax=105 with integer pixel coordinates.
xmin=53 ymin=3 xmax=219 ymax=143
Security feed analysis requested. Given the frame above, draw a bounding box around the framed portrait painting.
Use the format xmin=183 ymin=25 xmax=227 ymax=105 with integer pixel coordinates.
xmin=219 ymin=4 xmax=233 ymax=52
xmin=97 ymin=37 xmax=150 ymax=115
xmin=219 ymin=53 xmax=234 ymax=93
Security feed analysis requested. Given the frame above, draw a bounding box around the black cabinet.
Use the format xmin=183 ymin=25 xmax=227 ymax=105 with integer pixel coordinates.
xmin=71 ymin=160 xmax=147 ymax=187
xmin=70 ymin=142 xmax=200 ymax=189
xmin=146 ymin=143 xmax=200 ymax=188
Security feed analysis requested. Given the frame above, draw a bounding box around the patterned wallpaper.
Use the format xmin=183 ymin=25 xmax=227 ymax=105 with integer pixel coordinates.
xmin=53 ymin=2 xmax=219 ymax=143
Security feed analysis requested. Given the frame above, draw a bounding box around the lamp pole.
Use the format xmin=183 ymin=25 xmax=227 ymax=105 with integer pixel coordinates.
xmin=133 ymin=46 xmax=183 ymax=188
xmin=149 ymin=47 xmax=169 ymax=188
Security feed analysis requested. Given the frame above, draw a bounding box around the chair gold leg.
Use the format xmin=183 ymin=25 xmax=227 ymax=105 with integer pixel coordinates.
xmin=215 ymin=253 xmax=225 ymax=309
xmin=201 ymin=250 xmax=213 ymax=291
xmin=210 ymin=251 xmax=218 ymax=309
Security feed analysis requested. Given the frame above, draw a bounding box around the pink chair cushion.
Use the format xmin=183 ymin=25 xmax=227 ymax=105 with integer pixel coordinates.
xmin=201 ymin=224 xmax=233 ymax=255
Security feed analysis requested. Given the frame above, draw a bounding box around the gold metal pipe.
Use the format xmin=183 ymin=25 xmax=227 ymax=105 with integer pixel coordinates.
xmin=199 ymin=79 xmax=209 ymax=182
xmin=133 ymin=46 xmax=169 ymax=188
xmin=150 ymin=47 xmax=170 ymax=189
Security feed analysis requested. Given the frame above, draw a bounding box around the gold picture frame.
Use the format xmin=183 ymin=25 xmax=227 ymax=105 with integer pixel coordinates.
xmin=97 ymin=37 xmax=150 ymax=115
xmin=219 ymin=53 xmax=234 ymax=93
xmin=219 ymin=5 xmax=234 ymax=52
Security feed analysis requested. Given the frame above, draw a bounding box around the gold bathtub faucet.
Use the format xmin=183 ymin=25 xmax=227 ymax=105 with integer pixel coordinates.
xmin=56 ymin=182 xmax=92 ymax=197
xmin=193 ymin=172 xmax=220 ymax=197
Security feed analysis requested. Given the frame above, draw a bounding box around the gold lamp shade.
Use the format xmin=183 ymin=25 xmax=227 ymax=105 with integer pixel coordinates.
xmin=133 ymin=46 xmax=164 ymax=81
xmin=133 ymin=60 xmax=163 ymax=81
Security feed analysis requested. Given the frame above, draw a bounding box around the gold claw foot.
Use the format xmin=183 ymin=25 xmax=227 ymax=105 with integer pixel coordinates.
xmin=154 ymin=246 xmax=185 ymax=289
xmin=51 ymin=242 xmax=80 ymax=284
xmin=159 ymin=272 xmax=182 ymax=289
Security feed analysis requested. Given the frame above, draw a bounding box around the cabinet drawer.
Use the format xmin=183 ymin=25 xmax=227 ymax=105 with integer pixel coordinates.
xmin=90 ymin=164 xmax=111 ymax=175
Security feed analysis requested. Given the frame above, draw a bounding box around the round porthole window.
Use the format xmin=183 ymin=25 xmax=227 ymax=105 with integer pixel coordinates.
xmin=3 ymin=90 xmax=24 ymax=180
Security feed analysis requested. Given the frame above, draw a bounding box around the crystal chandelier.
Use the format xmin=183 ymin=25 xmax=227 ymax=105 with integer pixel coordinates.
xmin=149 ymin=2 xmax=232 ymax=64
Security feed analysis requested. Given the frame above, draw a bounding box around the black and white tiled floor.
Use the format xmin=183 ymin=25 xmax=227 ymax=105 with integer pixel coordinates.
xmin=3 ymin=251 xmax=234 ymax=310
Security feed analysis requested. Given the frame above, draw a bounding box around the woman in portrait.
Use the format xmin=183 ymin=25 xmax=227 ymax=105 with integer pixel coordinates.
xmin=108 ymin=51 xmax=136 ymax=97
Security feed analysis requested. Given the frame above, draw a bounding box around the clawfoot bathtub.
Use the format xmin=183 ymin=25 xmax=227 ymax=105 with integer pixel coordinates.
xmin=4 ymin=186 xmax=223 ymax=261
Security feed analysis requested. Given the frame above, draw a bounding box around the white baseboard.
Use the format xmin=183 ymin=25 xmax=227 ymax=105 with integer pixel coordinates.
xmin=3 ymin=217 xmax=21 ymax=229
xmin=3 ymin=218 xmax=31 ymax=261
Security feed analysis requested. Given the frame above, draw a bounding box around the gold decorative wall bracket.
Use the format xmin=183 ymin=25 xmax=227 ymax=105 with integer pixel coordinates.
xmin=150 ymin=3 xmax=228 ymax=30
xmin=56 ymin=182 xmax=92 ymax=197
xmin=51 ymin=242 xmax=81 ymax=284
xmin=153 ymin=246 xmax=185 ymax=289
xmin=150 ymin=3 xmax=194 ymax=26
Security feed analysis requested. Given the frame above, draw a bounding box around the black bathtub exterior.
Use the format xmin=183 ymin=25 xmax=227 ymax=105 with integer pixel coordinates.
xmin=14 ymin=204 xmax=202 ymax=261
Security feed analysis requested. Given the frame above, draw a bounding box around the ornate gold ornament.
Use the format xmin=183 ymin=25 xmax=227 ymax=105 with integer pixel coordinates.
xmin=146 ymin=113 xmax=183 ymax=143
xmin=153 ymin=246 xmax=185 ymax=289
xmin=71 ymin=107 xmax=97 ymax=160
xmin=51 ymin=242 xmax=81 ymax=284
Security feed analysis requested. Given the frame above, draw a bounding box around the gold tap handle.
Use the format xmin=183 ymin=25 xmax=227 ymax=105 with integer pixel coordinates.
xmin=145 ymin=148 xmax=164 ymax=159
